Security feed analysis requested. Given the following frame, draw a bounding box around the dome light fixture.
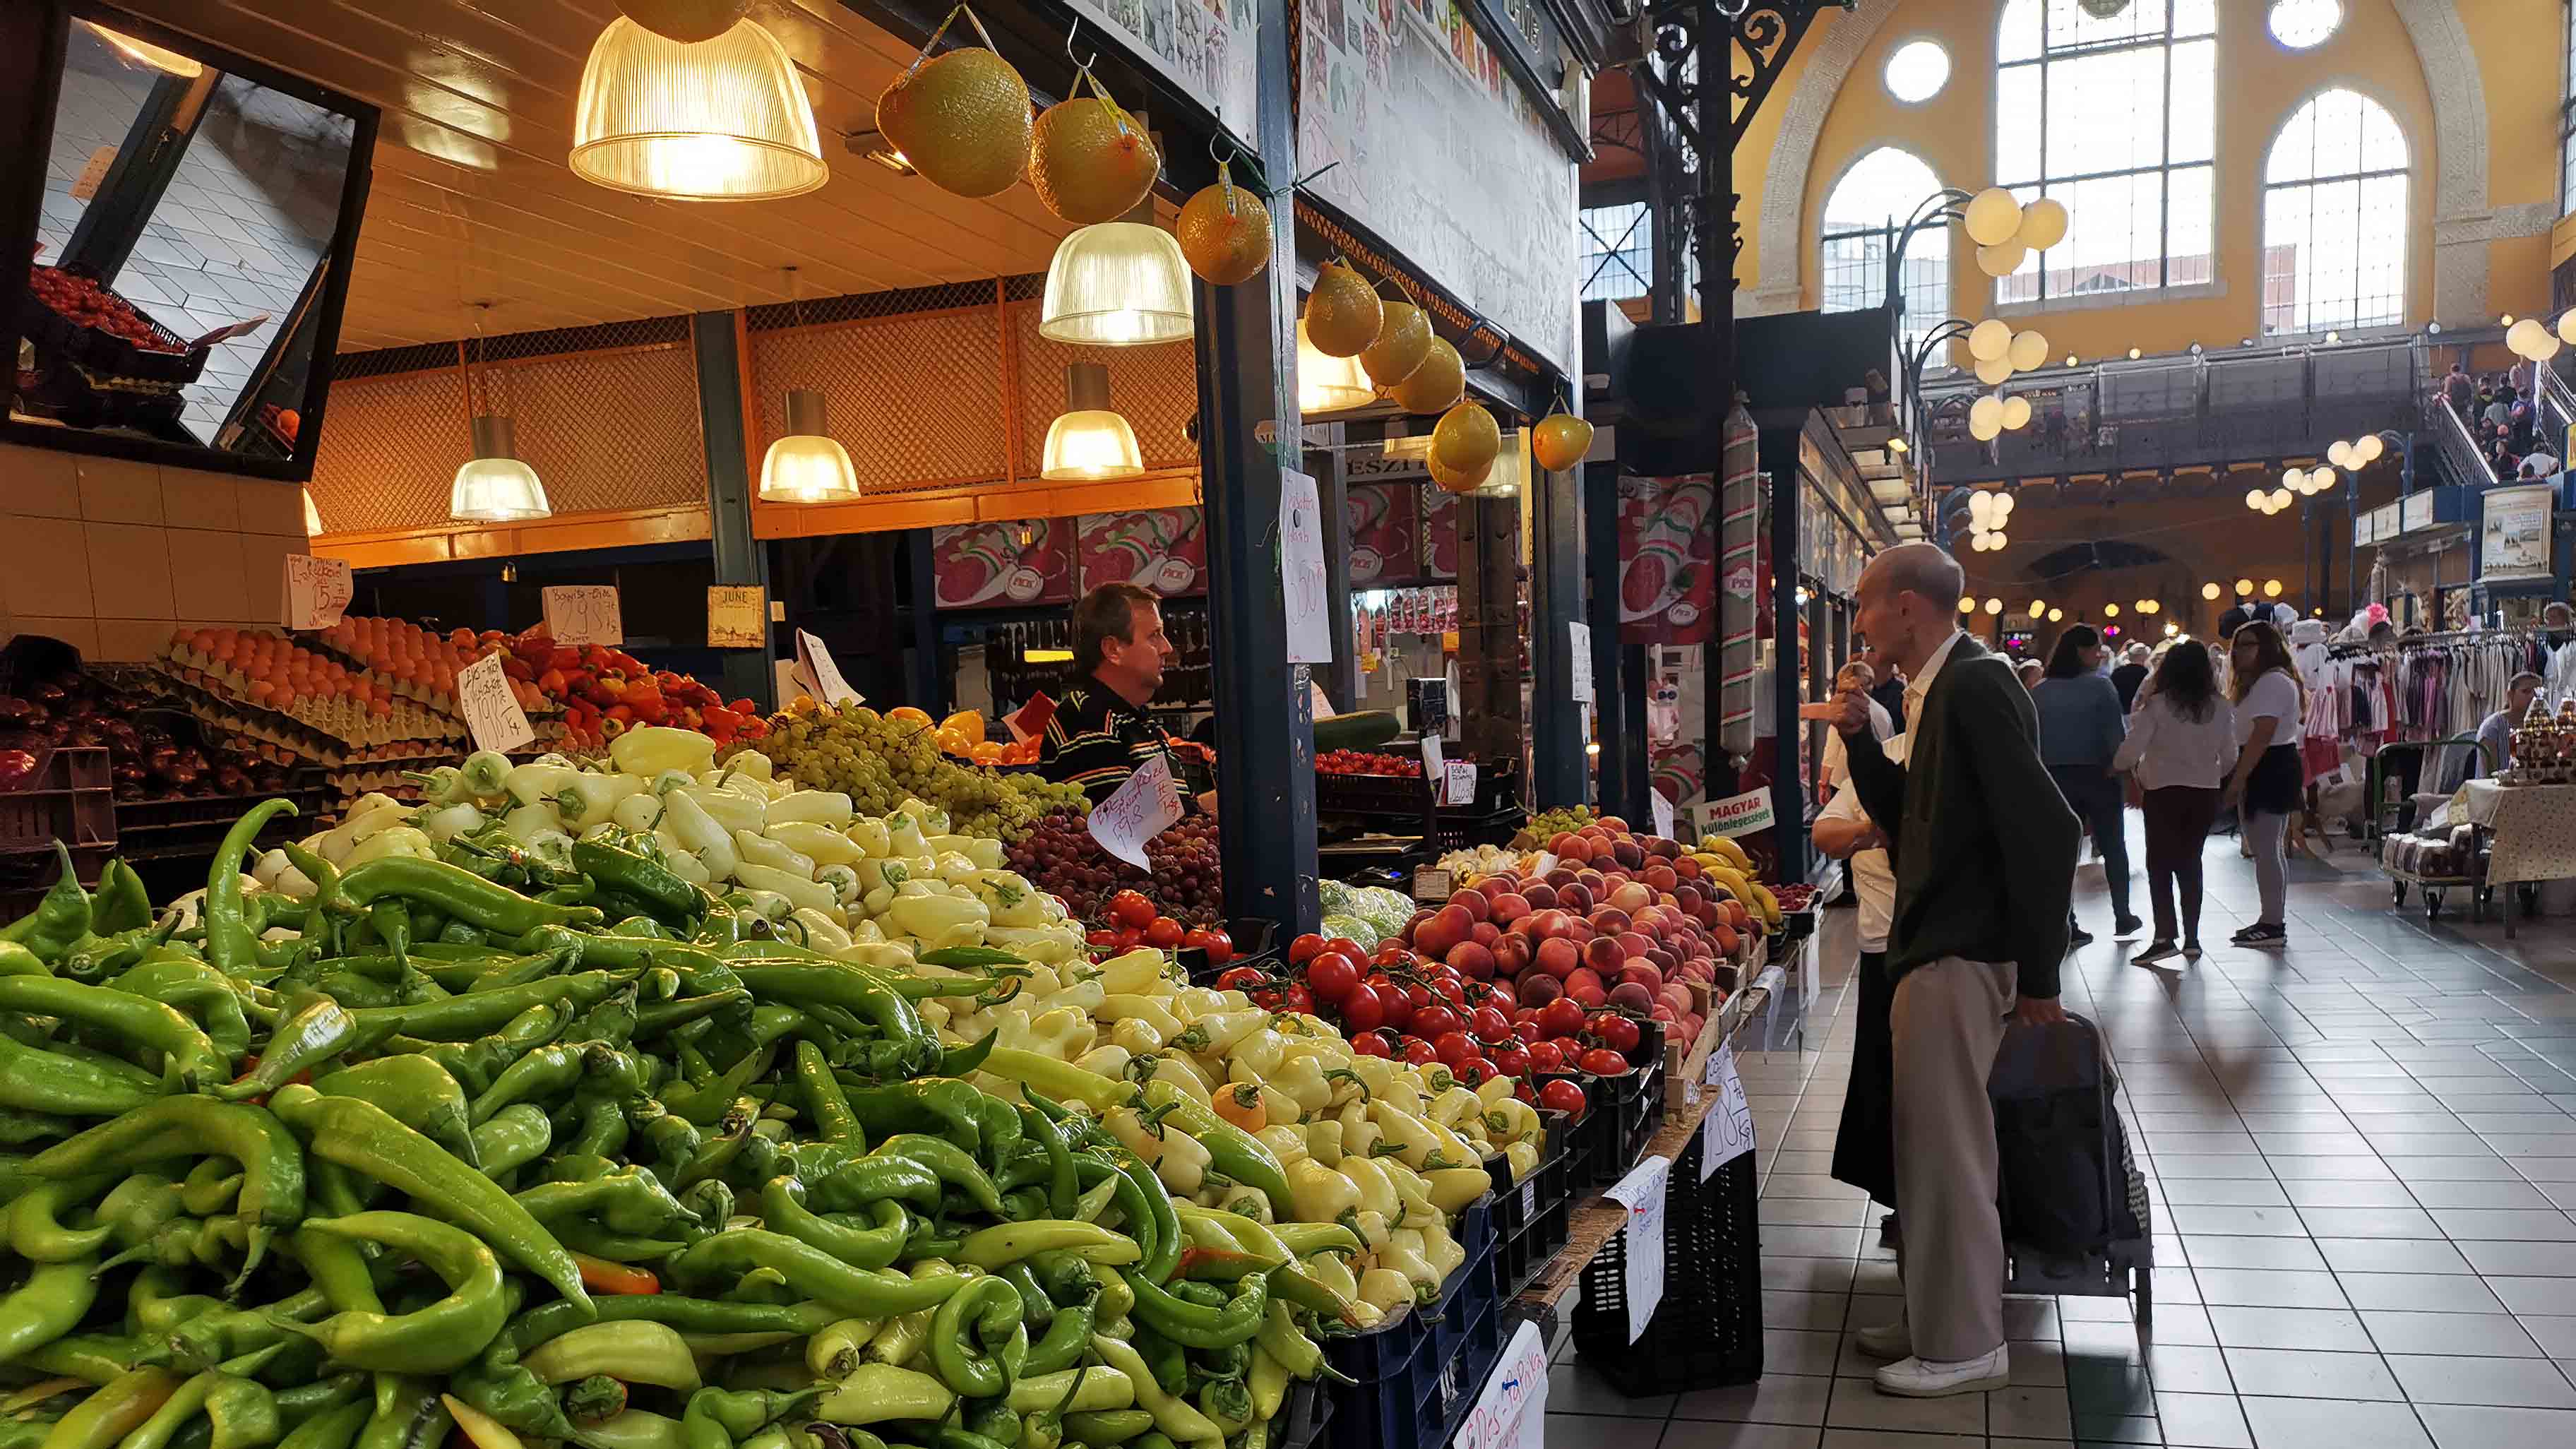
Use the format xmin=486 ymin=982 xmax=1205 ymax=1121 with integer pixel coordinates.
xmin=1984 ymin=597 xmax=2003 ymax=615
xmin=571 ymin=17 xmax=828 ymax=201
xmin=1040 ymin=363 xmax=1145 ymax=482
xmin=450 ymin=306 xmax=551 ymax=523
xmin=759 ymin=390 xmax=861 ymax=502
xmin=1040 ymin=223 xmax=1195 ymax=347
xmin=2103 ymin=603 xmax=2121 ymax=618
xmin=1959 ymin=596 xmax=1977 ymax=614
xmin=1296 ymin=321 xmax=1373 ymax=415
xmin=2047 ymin=607 xmax=2064 ymax=622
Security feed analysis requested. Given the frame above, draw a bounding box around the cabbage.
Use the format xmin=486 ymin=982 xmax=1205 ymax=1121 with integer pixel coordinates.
xmin=1348 ymin=886 xmax=1415 ymax=941
xmin=1318 ymin=878 xmax=1358 ymax=917
xmin=1320 ymin=913 xmax=1380 ymax=948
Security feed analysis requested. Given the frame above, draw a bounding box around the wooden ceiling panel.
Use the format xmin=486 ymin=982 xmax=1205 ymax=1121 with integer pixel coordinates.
xmin=106 ymin=0 xmax=1081 ymax=352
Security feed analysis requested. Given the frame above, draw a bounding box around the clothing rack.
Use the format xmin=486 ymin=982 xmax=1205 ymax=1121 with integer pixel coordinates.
xmin=2327 ymin=628 xmax=2554 ymax=660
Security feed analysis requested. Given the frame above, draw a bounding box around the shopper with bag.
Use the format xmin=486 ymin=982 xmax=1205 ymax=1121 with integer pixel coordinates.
xmin=2114 ymin=642 xmax=2236 ymax=964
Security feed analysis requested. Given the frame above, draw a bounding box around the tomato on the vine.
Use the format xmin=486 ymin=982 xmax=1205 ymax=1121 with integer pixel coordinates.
xmin=1490 ymin=1042 xmax=1531 ymax=1079
xmin=1144 ymin=917 xmax=1186 ymax=950
xmin=1537 ymin=998 xmax=1585 ymax=1039
xmin=1181 ymin=927 xmax=1234 ymax=965
xmin=1085 ymin=929 xmax=1119 ymax=949
xmin=1215 ymin=966 xmax=1270 ymax=995
xmin=1306 ymin=952 xmax=1359 ymax=1006
xmin=1578 ymin=1047 xmax=1633 ymax=1076
xmin=1325 ymin=938 xmax=1367 ymax=964
xmin=1279 ymin=983 xmax=1315 ymax=1016
xmin=1288 ymin=933 xmax=1328 ymax=965
xmin=1339 ymin=985 xmax=1386 ymax=1034
xmin=1469 ymin=1005 xmax=1512 ymax=1042
xmin=1587 ymin=1013 xmax=1642 ymax=1055
xmin=1514 ymin=1078 xmax=1538 ymax=1104
xmin=1109 ymin=891 xmax=1156 ymax=929
xmin=1351 ymin=1031 xmax=1392 ymax=1058
xmin=1410 ymin=1005 xmax=1461 ymax=1042
xmin=1433 ymin=1031 xmax=1476 ymax=1068
xmin=1375 ymin=983 xmax=1413 ymax=1031
xmin=1525 ymin=1039 xmax=1566 ymax=1073
xmin=1453 ymin=1057 xmax=1494 ymax=1088
xmin=1540 ymin=1079 xmax=1588 ymax=1118
xmin=1400 ymin=1038 xmax=1439 ymax=1067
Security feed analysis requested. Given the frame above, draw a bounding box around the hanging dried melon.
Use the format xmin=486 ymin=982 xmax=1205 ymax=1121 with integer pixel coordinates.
xmin=1385 ymin=337 xmax=1465 ymax=413
xmin=1530 ymin=411 xmax=1596 ymax=471
xmin=1027 ymin=76 xmax=1159 ymax=224
xmin=1304 ymin=260 xmax=1382 ymax=357
xmin=1359 ymin=300 xmax=1432 ymax=388
xmin=1431 ymin=400 xmax=1500 ymax=478
xmin=1174 ymin=160 xmax=1271 ymax=285
xmin=878 ymin=35 xmax=1033 ymax=200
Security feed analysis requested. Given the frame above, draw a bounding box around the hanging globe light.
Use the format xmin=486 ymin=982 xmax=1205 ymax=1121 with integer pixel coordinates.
xmin=1964 ymin=189 xmax=2022 ymax=246
xmin=2202 ymin=582 xmax=2222 ymax=600
xmin=2001 ymin=395 xmax=2033 ymax=431
xmin=2007 ymin=329 xmax=2050 ymax=373
xmin=1969 ymin=320 xmax=2012 ymax=362
xmin=2017 ymin=196 xmax=2068 ymax=250
xmin=1039 ymin=223 xmax=1194 ymax=346
xmin=571 ymin=18 xmax=828 ymax=201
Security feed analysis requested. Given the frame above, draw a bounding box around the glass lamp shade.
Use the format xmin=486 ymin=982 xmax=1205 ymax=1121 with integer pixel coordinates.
xmin=571 ymin=18 xmax=827 ymax=201
xmin=760 ymin=392 xmax=859 ymax=502
xmin=1297 ymin=321 xmax=1373 ymax=414
xmin=451 ymin=417 xmax=551 ymax=523
xmin=1042 ymin=412 xmax=1145 ymax=481
xmin=1040 ymin=223 xmax=1194 ymax=346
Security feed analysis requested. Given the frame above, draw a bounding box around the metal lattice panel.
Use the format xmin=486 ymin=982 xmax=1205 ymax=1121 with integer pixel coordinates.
xmin=746 ymin=280 xmax=1009 ymax=332
xmin=1008 ymin=302 xmax=1200 ymax=477
xmin=306 ymin=365 xmax=468 ymax=533
xmin=746 ymin=306 xmax=1009 ymax=495
xmin=477 ymin=343 xmax=706 ymax=517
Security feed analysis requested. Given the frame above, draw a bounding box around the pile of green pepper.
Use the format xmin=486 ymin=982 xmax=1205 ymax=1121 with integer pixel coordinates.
xmin=0 ymin=802 xmax=1352 ymax=1449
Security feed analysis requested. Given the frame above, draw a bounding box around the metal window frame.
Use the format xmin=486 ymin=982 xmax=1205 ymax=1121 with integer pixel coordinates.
xmin=2258 ymin=92 xmax=2410 ymax=337
xmin=1578 ymin=201 xmax=1653 ymax=302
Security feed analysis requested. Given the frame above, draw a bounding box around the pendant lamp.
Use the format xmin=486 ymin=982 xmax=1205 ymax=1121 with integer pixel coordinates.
xmin=1039 ymin=223 xmax=1193 ymax=346
xmin=571 ymin=17 xmax=827 ymax=201
xmin=760 ymin=390 xmax=861 ymax=501
xmin=1296 ymin=321 xmax=1372 ymax=415
xmin=1042 ymin=364 xmax=1145 ymax=481
xmin=451 ymin=416 xmax=551 ymax=523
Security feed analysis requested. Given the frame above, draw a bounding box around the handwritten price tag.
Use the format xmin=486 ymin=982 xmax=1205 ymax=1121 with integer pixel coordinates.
xmin=1454 ymin=1320 xmax=1550 ymax=1449
xmin=1087 ymin=755 xmax=1184 ymax=870
xmin=1603 ymin=1155 xmax=1670 ymax=1344
xmin=1650 ymin=787 xmax=1676 ymax=842
xmin=542 ymin=585 xmax=622 ymax=646
xmin=793 ymin=630 xmax=862 ymax=707
xmin=705 ymin=587 xmax=767 ymax=648
xmin=455 ymin=652 xmax=533 ymax=754
xmin=1701 ymin=1044 xmax=1755 ymax=1181
xmin=1411 ymin=867 xmax=1453 ymax=902
xmin=1443 ymin=760 xmax=1477 ymax=807
xmin=281 ymin=554 xmax=352 ymax=631
xmin=1568 ymin=621 xmax=1594 ymax=703
xmin=1280 ymin=467 xmax=1331 ymax=664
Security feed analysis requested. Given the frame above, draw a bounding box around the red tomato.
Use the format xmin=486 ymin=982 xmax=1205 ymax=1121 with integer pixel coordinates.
xmin=1490 ymin=1043 xmax=1531 ymax=1079
xmin=1537 ymin=998 xmax=1585 ymax=1039
xmin=1325 ymin=938 xmax=1367 ymax=964
xmin=1375 ymin=983 xmax=1413 ymax=1031
xmin=1433 ymin=1031 xmax=1476 ymax=1068
xmin=1306 ymin=953 xmax=1359 ymax=1005
xmin=1351 ymin=1031 xmax=1391 ymax=1058
xmin=1453 ymin=1057 xmax=1493 ymax=1088
xmin=1540 ymin=1079 xmax=1588 ymax=1118
xmin=1085 ymin=929 xmax=1120 ymax=948
xmin=1181 ymin=927 xmax=1234 ymax=965
xmin=1144 ymin=917 xmax=1186 ymax=949
xmin=1288 ymin=932 xmax=1328 ymax=965
xmin=1114 ymin=929 xmax=1145 ymax=951
xmin=1401 ymin=1038 xmax=1439 ymax=1067
xmin=1215 ymin=966 xmax=1270 ymax=995
xmin=1110 ymin=891 xmax=1156 ymax=929
xmin=1587 ymin=1013 xmax=1642 ymax=1055
xmin=1339 ymin=985 xmax=1386 ymax=1034
xmin=1469 ymin=1005 xmax=1512 ymax=1042
xmin=1515 ymin=1078 xmax=1538 ymax=1104
xmin=1579 ymin=1048 xmax=1633 ymax=1076
xmin=1280 ymin=984 xmax=1315 ymax=1015
xmin=1525 ymin=1039 xmax=1566 ymax=1073
xmin=1410 ymin=1005 xmax=1462 ymax=1041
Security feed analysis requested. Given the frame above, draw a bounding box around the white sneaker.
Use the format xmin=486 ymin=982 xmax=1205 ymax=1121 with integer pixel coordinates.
xmin=1873 ymin=1345 xmax=2009 ymax=1397
xmin=1854 ymin=1317 xmax=1911 ymax=1359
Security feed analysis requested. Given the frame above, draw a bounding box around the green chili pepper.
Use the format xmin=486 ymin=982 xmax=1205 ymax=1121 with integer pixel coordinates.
xmin=8 ymin=1171 xmax=114 ymax=1260
xmin=571 ymin=842 xmax=706 ymax=926
xmin=216 ymin=994 xmax=355 ymax=1102
xmin=866 ymin=1135 xmax=1005 ymax=1216
xmin=272 ymin=1212 xmax=508 ymax=1373
xmin=312 ymin=1057 xmax=477 ymax=1169
xmin=1104 ymin=1149 xmax=1179 ymax=1286
xmin=106 ymin=955 xmax=255 ymax=1059
xmin=274 ymin=1401 xmax=368 ymax=1449
xmin=462 ymin=947 xmax=580 ymax=995
xmin=28 ymin=1098 xmax=302 ymax=1286
xmin=446 ymin=1354 xmax=577 ymax=1443
xmin=503 ymin=1295 xmax=836 ymax=1358
xmin=468 ymin=1105 xmax=551 ymax=1177
xmin=163 ymin=1287 xmax=329 ymax=1373
xmin=1020 ymin=1301 xmax=1094 ymax=1378
xmin=6 ymin=845 xmax=98 ymax=965
xmin=0 ymin=1257 xmax=98 ymax=1361
xmin=0 ymin=977 xmax=224 ymax=1092
xmin=758 ymin=1177 xmax=908 ymax=1269
xmin=334 ymin=859 xmax=603 ymax=936
xmin=351 ymin=1374 xmax=446 ymax=1449
xmin=513 ymin=1165 xmax=687 ymax=1237
xmin=635 ymin=990 xmax=751 ymax=1038
xmin=89 ymin=859 xmax=153 ymax=936
xmin=926 ymin=1275 xmax=1027 ymax=1400
xmin=729 ymin=966 xmax=935 ymax=1077
xmin=523 ymin=1321 xmax=701 ymax=1391
xmin=807 ymin=1152 xmax=942 ymax=1214
xmin=0 ymin=1034 xmax=160 ymax=1118
xmin=667 ymin=1228 xmax=970 ymax=1318
xmin=1059 ymin=1409 xmax=1152 ymax=1445
xmin=205 ymin=803 xmax=297 ymax=974
xmin=1121 ymin=1270 xmax=1266 ymax=1350
xmin=266 ymin=1085 xmax=589 ymax=1316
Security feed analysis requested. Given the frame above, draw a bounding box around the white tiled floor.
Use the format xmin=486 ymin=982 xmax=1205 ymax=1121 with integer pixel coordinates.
xmin=1546 ymin=819 xmax=2576 ymax=1448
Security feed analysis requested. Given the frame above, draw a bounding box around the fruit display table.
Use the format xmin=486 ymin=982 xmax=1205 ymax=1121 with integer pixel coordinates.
xmin=2459 ymin=780 xmax=2576 ymax=936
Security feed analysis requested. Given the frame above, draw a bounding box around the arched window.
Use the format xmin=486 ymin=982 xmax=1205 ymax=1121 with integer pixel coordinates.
xmin=1820 ymin=148 xmax=1946 ymax=342
xmin=2262 ymin=89 xmax=2408 ymax=335
xmin=1993 ymin=0 xmax=2217 ymax=305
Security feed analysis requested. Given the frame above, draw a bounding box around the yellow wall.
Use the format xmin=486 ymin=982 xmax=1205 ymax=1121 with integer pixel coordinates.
xmin=1734 ymin=0 xmax=2564 ymax=358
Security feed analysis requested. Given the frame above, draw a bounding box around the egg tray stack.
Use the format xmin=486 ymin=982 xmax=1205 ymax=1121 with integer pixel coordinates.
xmin=160 ymin=640 xmax=465 ymax=753
xmin=147 ymin=664 xmax=459 ymax=768
xmin=304 ymin=634 xmax=563 ymax=720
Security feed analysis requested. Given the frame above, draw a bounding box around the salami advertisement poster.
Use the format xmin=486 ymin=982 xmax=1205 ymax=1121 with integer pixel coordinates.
xmin=1418 ymin=486 xmax=1460 ymax=580
xmin=1077 ymin=508 xmax=1207 ymax=597
xmin=1619 ymin=475 xmax=1716 ymax=645
xmin=932 ymin=520 xmax=1075 ymax=609
xmin=1345 ymin=483 xmax=1421 ymax=588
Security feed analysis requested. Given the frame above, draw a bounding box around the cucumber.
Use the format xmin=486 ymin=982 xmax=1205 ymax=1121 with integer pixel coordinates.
xmin=1311 ymin=710 xmax=1402 ymax=751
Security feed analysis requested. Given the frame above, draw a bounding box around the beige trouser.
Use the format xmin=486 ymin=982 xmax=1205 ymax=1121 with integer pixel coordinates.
xmin=1890 ymin=955 xmax=2017 ymax=1364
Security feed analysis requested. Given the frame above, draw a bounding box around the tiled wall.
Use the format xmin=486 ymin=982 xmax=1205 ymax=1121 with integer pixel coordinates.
xmin=0 ymin=443 xmax=310 ymax=662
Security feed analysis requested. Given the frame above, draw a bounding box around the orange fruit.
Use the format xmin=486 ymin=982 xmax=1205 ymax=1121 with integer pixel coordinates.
xmin=1426 ymin=451 xmax=1489 ymax=496
xmin=1359 ymin=300 xmax=1432 ymax=388
xmin=1431 ymin=401 xmax=1500 ymax=477
xmin=1303 ymin=261 xmax=1381 ymax=357
xmin=1385 ymin=337 xmax=1464 ymax=413
xmin=1027 ymin=95 xmax=1159 ymax=224
xmin=1530 ymin=411 xmax=1596 ymax=471
xmin=1174 ymin=162 xmax=1271 ymax=284
xmin=878 ymin=48 xmax=1032 ymax=199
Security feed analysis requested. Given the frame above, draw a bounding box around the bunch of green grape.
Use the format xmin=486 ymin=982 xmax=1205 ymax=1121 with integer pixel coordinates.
xmin=1527 ymin=804 xmax=1598 ymax=839
xmin=731 ymin=702 xmax=1089 ymax=840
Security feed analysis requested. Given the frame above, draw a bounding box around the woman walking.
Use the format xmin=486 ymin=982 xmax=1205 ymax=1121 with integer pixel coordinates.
xmin=2222 ymin=621 xmax=2308 ymax=947
xmin=2115 ymin=641 xmax=2236 ymax=964
xmin=2033 ymin=624 xmax=2137 ymax=944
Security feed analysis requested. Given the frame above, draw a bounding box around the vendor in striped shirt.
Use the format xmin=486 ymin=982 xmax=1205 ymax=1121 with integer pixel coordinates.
xmin=1040 ymin=582 xmax=1192 ymax=809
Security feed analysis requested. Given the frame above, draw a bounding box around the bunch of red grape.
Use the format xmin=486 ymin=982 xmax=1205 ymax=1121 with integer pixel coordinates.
xmin=1006 ymin=806 xmax=1225 ymax=930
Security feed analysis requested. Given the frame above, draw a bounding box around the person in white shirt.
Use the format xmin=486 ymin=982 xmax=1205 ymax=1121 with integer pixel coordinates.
xmin=1816 ymin=732 xmax=1907 ymax=1217
xmin=2113 ymin=642 xmax=2236 ymax=964
xmin=1819 ymin=660 xmax=1895 ymax=794
xmin=2222 ymin=622 xmax=2308 ymax=948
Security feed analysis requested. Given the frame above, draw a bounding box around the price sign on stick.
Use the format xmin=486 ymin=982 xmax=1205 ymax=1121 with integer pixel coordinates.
xmin=455 ymin=652 xmax=533 ymax=754
xmin=1568 ymin=621 xmax=1595 ymax=703
xmin=1280 ymin=467 xmax=1331 ymax=664
xmin=542 ymin=586 xmax=623 ymax=646
xmin=1087 ymin=754 xmax=1184 ymax=870
xmin=1603 ymin=1156 xmax=1670 ymax=1343
xmin=705 ymin=586 xmax=767 ymax=648
xmin=1444 ymin=761 xmax=1478 ymax=807
xmin=281 ymin=554 xmax=352 ymax=631
xmin=1701 ymin=1044 xmax=1755 ymax=1181
xmin=792 ymin=630 xmax=862 ymax=706
xmin=1650 ymin=787 xmax=1676 ymax=842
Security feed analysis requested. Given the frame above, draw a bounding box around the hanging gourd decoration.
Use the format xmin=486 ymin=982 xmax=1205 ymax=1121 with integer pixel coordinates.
xmin=1386 ymin=336 xmax=1465 ymax=413
xmin=1530 ymin=410 xmax=1596 ymax=472
xmin=1027 ymin=73 xmax=1159 ymax=224
xmin=616 ymin=0 xmax=750 ymax=42
xmin=877 ymin=18 xmax=1034 ymax=200
xmin=1428 ymin=451 xmax=1490 ymax=496
xmin=1431 ymin=400 xmax=1501 ymax=479
xmin=1174 ymin=159 xmax=1271 ymax=284
xmin=1359 ymin=300 xmax=1433 ymax=388
xmin=1303 ymin=260 xmax=1383 ymax=357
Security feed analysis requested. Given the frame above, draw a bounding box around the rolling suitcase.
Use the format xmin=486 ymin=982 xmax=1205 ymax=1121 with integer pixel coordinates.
xmin=1988 ymin=1012 xmax=2153 ymax=1325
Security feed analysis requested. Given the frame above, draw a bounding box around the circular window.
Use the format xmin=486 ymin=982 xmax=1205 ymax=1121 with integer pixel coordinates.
xmin=2270 ymin=0 xmax=2342 ymax=48
xmin=1884 ymin=40 xmax=1949 ymax=104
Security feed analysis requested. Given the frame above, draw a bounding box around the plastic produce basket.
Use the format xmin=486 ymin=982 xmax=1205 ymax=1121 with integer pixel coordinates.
xmin=1179 ymin=917 xmax=1278 ymax=984
xmin=1569 ymin=1131 xmax=1765 ymax=1394
xmin=0 ymin=745 xmax=115 ymax=853
xmin=20 ymin=268 xmax=209 ymax=385
xmin=1321 ymin=1196 xmax=1502 ymax=1449
xmin=1487 ymin=1121 xmax=1572 ymax=1300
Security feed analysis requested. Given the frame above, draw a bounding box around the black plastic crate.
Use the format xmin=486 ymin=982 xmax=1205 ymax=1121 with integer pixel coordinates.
xmin=1569 ymin=1131 xmax=1765 ymax=1395
xmin=1491 ymin=1145 xmax=1571 ymax=1299
xmin=1323 ymin=1197 xmax=1501 ymax=1449
xmin=21 ymin=267 xmax=209 ymax=385
xmin=1273 ymin=1380 xmax=1332 ymax=1449
xmin=1179 ymin=917 xmax=1277 ymax=983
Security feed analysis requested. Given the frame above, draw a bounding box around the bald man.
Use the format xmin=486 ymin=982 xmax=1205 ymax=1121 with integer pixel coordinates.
xmin=1830 ymin=542 xmax=2081 ymax=1398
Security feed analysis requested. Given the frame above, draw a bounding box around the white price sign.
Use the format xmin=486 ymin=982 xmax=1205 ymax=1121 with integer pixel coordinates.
xmin=1443 ymin=760 xmax=1477 ymax=807
xmin=1650 ymin=787 xmax=1676 ymax=842
xmin=1603 ymin=1155 xmax=1670 ymax=1344
xmin=542 ymin=585 xmax=623 ymax=646
xmin=1412 ymin=867 xmax=1453 ymax=902
xmin=1420 ymin=732 xmax=1443 ymax=780
xmin=1453 ymin=1320 xmax=1550 ymax=1449
xmin=1701 ymin=1044 xmax=1755 ymax=1181
xmin=1087 ymin=754 xmax=1184 ymax=871
xmin=792 ymin=629 xmax=862 ymax=706
xmin=455 ymin=652 xmax=533 ymax=754
xmin=1568 ymin=621 xmax=1594 ymax=703
xmin=1280 ymin=467 xmax=1331 ymax=664
xmin=705 ymin=586 xmax=767 ymax=648
xmin=281 ymin=554 xmax=352 ymax=631
xmin=1704 ymin=787 xmax=1776 ymax=839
